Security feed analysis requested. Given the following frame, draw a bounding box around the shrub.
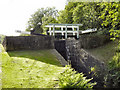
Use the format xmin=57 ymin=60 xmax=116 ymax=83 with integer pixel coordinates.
xmin=109 ymin=53 xmax=120 ymax=69
xmin=105 ymin=52 xmax=120 ymax=88
xmin=58 ymin=65 xmax=96 ymax=89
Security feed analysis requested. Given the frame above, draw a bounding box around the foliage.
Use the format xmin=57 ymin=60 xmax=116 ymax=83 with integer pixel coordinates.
xmin=58 ymin=65 xmax=96 ymax=88
xmin=99 ymin=2 xmax=120 ymax=34
xmin=57 ymin=2 xmax=78 ymax=24
xmin=73 ymin=2 xmax=101 ymax=30
xmin=26 ymin=2 xmax=120 ymax=35
xmin=104 ymin=52 xmax=120 ymax=88
xmin=110 ymin=29 xmax=120 ymax=41
xmin=26 ymin=7 xmax=58 ymax=34
xmin=103 ymin=2 xmax=120 ymax=87
xmin=57 ymin=2 xmax=104 ymax=31
xmin=57 ymin=1 xmax=120 ymax=35
xmin=0 ymin=34 xmax=5 ymax=44
xmin=109 ymin=53 xmax=120 ymax=69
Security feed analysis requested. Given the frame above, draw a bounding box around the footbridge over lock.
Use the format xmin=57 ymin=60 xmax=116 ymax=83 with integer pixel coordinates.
xmin=45 ymin=24 xmax=97 ymax=39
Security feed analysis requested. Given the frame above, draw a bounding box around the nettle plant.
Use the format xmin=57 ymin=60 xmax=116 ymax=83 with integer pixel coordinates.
xmin=58 ymin=65 xmax=96 ymax=89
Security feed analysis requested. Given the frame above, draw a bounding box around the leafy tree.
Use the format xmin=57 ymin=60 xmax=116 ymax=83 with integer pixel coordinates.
xmin=57 ymin=2 xmax=78 ymax=24
xmin=57 ymin=10 xmax=69 ymax=24
xmin=101 ymin=2 xmax=120 ymax=88
xmin=72 ymin=3 xmax=84 ymax=24
xmin=99 ymin=2 xmax=120 ymax=34
xmin=26 ymin=7 xmax=58 ymax=34
xmin=58 ymin=2 xmax=103 ymax=31
xmin=26 ymin=8 xmax=44 ymax=33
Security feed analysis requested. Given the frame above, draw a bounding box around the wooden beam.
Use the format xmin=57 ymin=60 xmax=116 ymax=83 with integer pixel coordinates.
xmin=53 ymin=24 xmax=55 ymax=36
xmin=48 ymin=23 xmax=83 ymax=26
xmin=48 ymin=31 xmax=78 ymax=33
xmin=49 ymin=27 xmax=52 ymax=35
xmin=72 ymin=27 xmax=75 ymax=36
xmin=61 ymin=27 xmax=64 ymax=36
xmin=77 ymin=26 xmax=79 ymax=38
xmin=65 ymin=25 xmax=67 ymax=39
xmin=46 ymin=25 xmax=79 ymax=28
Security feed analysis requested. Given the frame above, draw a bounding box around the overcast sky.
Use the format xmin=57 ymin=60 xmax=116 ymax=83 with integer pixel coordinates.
xmin=0 ymin=0 xmax=66 ymax=36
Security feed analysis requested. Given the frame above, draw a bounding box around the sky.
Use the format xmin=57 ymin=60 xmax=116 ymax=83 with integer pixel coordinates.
xmin=0 ymin=0 xmax=66 ymax=36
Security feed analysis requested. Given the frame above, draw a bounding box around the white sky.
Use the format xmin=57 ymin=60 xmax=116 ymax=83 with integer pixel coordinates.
xmin=0 ymin=0 xmax=66 ymax=36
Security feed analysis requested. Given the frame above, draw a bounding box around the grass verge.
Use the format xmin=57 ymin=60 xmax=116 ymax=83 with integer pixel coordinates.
xmin=86 ymin=41 xmax=117 ymax=64
xmin=1 ymin=44 xmax=65 ymax=88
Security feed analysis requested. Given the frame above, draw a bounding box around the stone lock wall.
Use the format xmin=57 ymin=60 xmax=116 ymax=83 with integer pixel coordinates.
xmin=79 ymin=35 xmax=110 ymax=49
xmin=65 ymin=39 xmax=107 ymax=88
xmin=3 ymin=35 xmax=54 ymax=51
xmin=2 ymin=34 xmax=110 ymax=88
xmin=54 ymin=35 xmax=110 ymax=88
xmin=54 ymin=40 xmax=67 ymax=60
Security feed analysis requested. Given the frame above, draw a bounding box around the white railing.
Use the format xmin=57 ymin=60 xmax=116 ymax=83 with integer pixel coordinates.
xmin=45 ymin=24 xmax=83 ymax=39
xmin=45 ymin=24 xmax=97 ymax=39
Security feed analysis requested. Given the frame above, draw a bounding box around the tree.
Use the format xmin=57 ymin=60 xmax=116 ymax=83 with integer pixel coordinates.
xmin=26 ymin=7 xmax=58 ymax=34
xmin=99 ymin=2 xmax=120 ymax=34
xmin=57 ymin=2 xmax=78 ymax=24
xmin=58 ymin=2 xmax=103 ymax=30
xmin=100 ymin=2 xmax=120 ymax=88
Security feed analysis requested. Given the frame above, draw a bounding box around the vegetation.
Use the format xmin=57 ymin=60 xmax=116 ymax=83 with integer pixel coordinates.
xmin=2 ymin=0 xmax=120 ymax=88
xmin=0 ymin=34 xmax=5 ymax=44
xmin=1 ymin=44 xmax=95 ymax=88
xmin=26 ymin=1 xmax=119 ymax=35
xmin=0 ymin=45 xmax=2 ymax=90
xmin=57 ymin=1 xmax=120 ymax=88
xmin=1 ymin=44 xmax=66 ymax=88
xmin=97 ymin=1 xmax=120 ymax=88
xmin=103 ymin=43 xmax=120 ymax=88
xmin=99 ymin=2 xmax=120 ymax=35
xmin=58 ymin=1 xmax=120 ymax=34
xmin=105 ymin=26 xmax=120 ymax=88
xmin=87 ymin=41 xmax=117 ymax=64
xmin=58 ymin=2 xmax=102 ymax=30
xmin=58 ymin=65 xmax=96 ymax=88
xmin=58 ymin=1 xmax=120 ymax=88
xmin=26 ymin=7 xmax=58 ymax=34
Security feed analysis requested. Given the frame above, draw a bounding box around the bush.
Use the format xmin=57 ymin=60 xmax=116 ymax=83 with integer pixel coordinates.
xmin=105 ymin=53 xmax=120 ymax=88
xmin=109 ymin=53 xmax=120 ymax=69
xmin=58 ymin=65 xmax=96 ymax=89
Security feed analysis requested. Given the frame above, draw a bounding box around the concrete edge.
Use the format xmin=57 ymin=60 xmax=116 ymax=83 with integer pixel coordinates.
xmin=50 ymin=49 xmax=68 ymax=66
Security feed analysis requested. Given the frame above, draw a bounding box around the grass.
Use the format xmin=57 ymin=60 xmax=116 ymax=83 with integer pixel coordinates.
xmin=8 ymin=50 xmax=62 ymax=67
xmin=86 ymin=41 xmax=118 ymax=64
xmin=0 ymin=45 xmax=2 ymax=89
xmin=1 ymin=40 xmax=117 ymax=88
xmin=1 ymin=44 xmax=65 ymax=88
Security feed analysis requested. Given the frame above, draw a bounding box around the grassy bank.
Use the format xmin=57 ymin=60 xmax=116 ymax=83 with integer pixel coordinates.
xmin=1 ymin=45 xmax=65 ymax=88
xmin=86 ymin=41 xmax=117 ymax=64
